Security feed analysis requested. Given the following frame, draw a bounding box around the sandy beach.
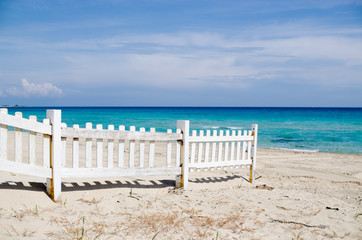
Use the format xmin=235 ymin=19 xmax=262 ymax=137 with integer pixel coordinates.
xmin=0 ymin=148 xmax=361 ymax=239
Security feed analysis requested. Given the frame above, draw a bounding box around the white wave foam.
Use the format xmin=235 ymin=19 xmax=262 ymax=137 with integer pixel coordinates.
xmin=270 ymin=147 xmax=319 ymax=153
xmin=202 ymin=126 xmax=244 ymax=130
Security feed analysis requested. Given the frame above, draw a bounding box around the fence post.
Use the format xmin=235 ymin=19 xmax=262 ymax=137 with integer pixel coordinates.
xmin=46 ymin=110 xmax=62 ymax=202
xmin=177 ymin=120 xmax=189 ymax=189
xmin=249 ymin=124 xmax=258 ymax=184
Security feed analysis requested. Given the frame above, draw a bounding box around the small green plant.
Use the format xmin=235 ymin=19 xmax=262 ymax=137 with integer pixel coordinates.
xmin=63 ymin=198 xmax=67 ymax=207
xmin=35 ymin=204 xmax=38 ymax=216
xmin=129 ymin=188 xmax=133 ymax=197
xmin=62 ymin=216 xmax=106 ymax=240
xmin=354 ymin=213 xmax=362 ymax=219
xmin=81 ymin=216 xmax=85 ymax=238
xmin=152 ymin=231 xmax=160 ymax=240
xmin=215 ymin=231 xmax=219 ymax=240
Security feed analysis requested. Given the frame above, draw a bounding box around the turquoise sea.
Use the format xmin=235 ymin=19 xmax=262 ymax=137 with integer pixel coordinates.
xmin=4 ymin=107 xmax=362 ymax=155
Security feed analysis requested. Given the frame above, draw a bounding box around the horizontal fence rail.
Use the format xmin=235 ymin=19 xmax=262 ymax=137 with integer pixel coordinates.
xmin=0 ymin=108 xmax=258 ymax=201
xmin=0 ymin=108 xmax=52 ymax=179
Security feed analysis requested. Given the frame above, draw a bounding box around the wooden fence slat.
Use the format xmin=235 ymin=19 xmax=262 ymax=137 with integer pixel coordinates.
xmin=0 ymin=108 xmax=8 ymax=160
xmin=42 ymin=119 xmax=50 ymax=167
xmin=14 ymin=112 xmax=22 ymax=163
xmin=148 ymin=128 xmax=155 ymax=167
xmin=197 ymin=130 xmax=204 ymax=164
xmin=61 ymin=123 xmax=67 ymax=167
xmin=139 ymin=128 xmax=145 ymax=167
xmin=190 ymin=130 xmax=197 ymax=164
xmin=189 ymin=160 xmax=252 ymax=169
xmin=107 ymin=125 xmax=114 ymax=168
xmin=61 ymin=137 xmax=67 ymax=167
xmin=204 ymin=130 xmax=210 ymax=163
xmin=166 ymin=129 xmax=172 ymax=167
xmin=96 ymin=124 xmax=103 ymax=168
xmin=224 ymin=130 xmax=230 ymax=162
xmin=28 ymin=116 xmax=37 ymax=165
xmin=129 ymin=126 xmax=135 ymax=168
xmin=242 ymin=130 xmax=247 ymax=160
xmin=85 ymin=123 xmax=92 ymax=168
xmin=0 ymin=110 xmax=51 ymax=135
xmin=72 ymin=125 xmax=79 ymax=168
xmin=211 ymin=130 xmax=217 ymax=163
xmin=0 ymin=159 xmax=51 ymax=178
xmin=47 ymin=109 xmax=62 ymax=202
xmin=61 ymin=128 xmax=182 ymax=141
xmin=176 ymin=129 xmax=181 ymax=167
xmin=217 ymin=130 xmax=223 ymax=163
xmin=247 ymin=130 xmax=252 ymax=161
xmin=236 ymin=130 xmax=241 ymax=161
xmin=230 ymin=130 xmax=236 ymax=161
xmin=189 ymin=135 xmax=253 ymax=142
xmin=250 ymin=124 xmax=258 ymax=183
xmin=177 ymin=120 xmax=190 ymax=189
xmin=118 ymin=125 xmax=125 ymax=167
xmin=62 ymin=166 xmax=181 ymax=179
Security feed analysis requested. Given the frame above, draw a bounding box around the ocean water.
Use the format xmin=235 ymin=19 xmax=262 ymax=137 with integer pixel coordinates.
xmin=4 ymin=107 xmax=362 ymax=155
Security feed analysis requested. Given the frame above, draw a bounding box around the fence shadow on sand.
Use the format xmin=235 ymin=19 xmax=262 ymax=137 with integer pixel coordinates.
xmin=0 ymin=173 xmax=250 ymax=194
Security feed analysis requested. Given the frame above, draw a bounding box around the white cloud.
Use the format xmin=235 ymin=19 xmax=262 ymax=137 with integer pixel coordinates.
xmin=6 ymin=79 xmax=63 ymax=97
xmin=55 ymin=28 xmax=361 ymax=90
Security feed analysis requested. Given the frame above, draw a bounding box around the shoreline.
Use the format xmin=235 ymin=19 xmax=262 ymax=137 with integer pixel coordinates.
xmin=0 ymin=147 xmax=361 ymax=239
xmin=259 ymin=147 xmax=362 ymax=156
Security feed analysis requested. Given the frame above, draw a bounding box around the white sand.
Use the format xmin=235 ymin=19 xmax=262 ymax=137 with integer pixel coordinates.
xmin=0 ymin=148 xmax=361 ymax=239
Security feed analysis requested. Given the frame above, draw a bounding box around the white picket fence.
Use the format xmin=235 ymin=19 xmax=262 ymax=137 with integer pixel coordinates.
xmin=0 ymin=108 xmax=258 ymax=201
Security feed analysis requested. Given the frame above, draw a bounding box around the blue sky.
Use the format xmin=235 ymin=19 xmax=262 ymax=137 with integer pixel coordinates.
xmin=0 ymin=0 xmax=361 ymax=107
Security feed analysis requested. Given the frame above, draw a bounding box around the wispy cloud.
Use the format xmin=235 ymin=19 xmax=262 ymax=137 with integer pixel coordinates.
xmin=49 ymin=26 xmax=361 ymax=90
xmin=6 ymin=79 xmax=63 ymax=97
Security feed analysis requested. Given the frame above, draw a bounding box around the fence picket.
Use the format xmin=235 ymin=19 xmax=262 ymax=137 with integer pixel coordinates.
xmin=176 ymin=129 xmax=181 ymax=167
xmin=148 ymin=128 xmax=155 ymax=167
xmin=166 ymin=129 xmax=172 ymax=167
xmin=247 ymin=130 xmax=252 ymax=161
xmin=107 ymin=125 xmax=114 ymax=168
xmin=129 ymin=126 xmax=135 ymax=168
xmin=72 ymin=125 xmax=79 ymax=168
xmin=242 ymin=130 xmax=247 ymax=161
xmin=28 ymin=116 xmax=37 ymax=165
xmin=230 ymin=130 xmax=236 ymax=161
xmin=61 ymin=123 xmax=67 ymax=167
xmin=85 ymin=123 xmax=92 ymax=168
xmin=190 ymin=130 xmax=197 ymax=164
xmin=250 ymin=124 xmax=258 ymax=183
xmin=139 ymin=128 xmax=145 ymax=167
xmin=217 ymin=130 xmax=223 ymax=163
xmin=197 ymin=130 xmax=204 ymax=164
xmin=204 ymin=130 xmax=210 ymax=163
xmin=14 ymin=112 xmax=22 ymax=163
xmin=42 ymin=119 xmax=50 ymax=167
xmin=236 ymin=130 xmax=241 ymax=161
xmin=96 ymin=124 xmax=103 ymax=168
xmin=224 ymin=130 xmax=230 ymax=162
xmin=118 ymin=125 xmax=125 ymax=167
xmin=211 ymin=130 xmax=217 ymax=163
